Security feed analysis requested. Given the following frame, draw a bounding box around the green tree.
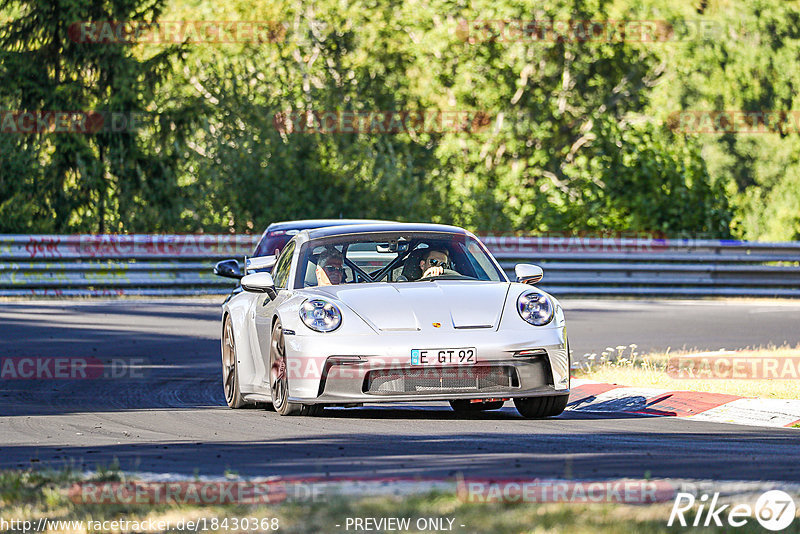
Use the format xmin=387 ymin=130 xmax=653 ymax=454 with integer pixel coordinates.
xmin=397 ymin=0 xmax=731 ymax=234
xmin=179 ymin=1 xmax=443 ymax=232
xmin=0 ymin=0 xmax=189 ymax=233
xmin=2 ymin=0 xmax=750 ymax=238
xmin=642 ymin=0 xmax=800 ymax=240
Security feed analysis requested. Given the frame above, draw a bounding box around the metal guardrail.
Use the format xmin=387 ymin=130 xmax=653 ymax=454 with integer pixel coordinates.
xmin=0 ymin=235 xmax=257 ymax=297
xmin=1 ymin=234 xmax=799 ymax=297
xmin=482 ymin=235 xmax=800 ymax=297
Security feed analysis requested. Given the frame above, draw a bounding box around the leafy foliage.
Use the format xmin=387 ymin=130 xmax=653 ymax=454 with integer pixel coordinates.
xmin=0 ymin=0 xmax=188 ymax=232
xmin=4 ymin=0 xmax=796 ymax=238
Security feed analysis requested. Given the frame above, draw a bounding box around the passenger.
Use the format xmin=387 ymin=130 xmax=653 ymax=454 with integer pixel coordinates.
xmin=419 ymin=248 xmax=451 ymax=279
xmin=315 ymin=248 xmax=346 ymax=286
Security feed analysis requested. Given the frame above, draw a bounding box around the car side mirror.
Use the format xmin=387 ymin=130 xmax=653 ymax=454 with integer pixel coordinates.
xmin=515 ymin=264 xmax=543 ymax=285
xmin=214 ymin=259 xmax=242 ymax=280
xmin=241 ymin=272 xmax=278 ymax=299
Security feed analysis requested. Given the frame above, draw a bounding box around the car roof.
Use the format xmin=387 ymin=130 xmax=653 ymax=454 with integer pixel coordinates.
xmin=304 ymin=222 xmax=470 ymax=239
xmin=265 ymin=219 xmax=392 ymax=233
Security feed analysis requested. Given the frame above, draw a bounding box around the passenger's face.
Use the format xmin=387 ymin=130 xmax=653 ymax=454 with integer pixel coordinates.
xmin=421 ymin=251 xmax=448 ymax=270
xmin=321 ymin=257 xmax=344 ymax=284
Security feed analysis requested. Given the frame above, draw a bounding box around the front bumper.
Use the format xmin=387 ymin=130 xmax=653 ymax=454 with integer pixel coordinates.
xmin=283 ymin=326 xmax=569 ymax=404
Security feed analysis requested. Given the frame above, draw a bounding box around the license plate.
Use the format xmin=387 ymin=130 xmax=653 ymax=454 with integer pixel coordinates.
xmin=411 ymin=348 xmax=476 ymax=366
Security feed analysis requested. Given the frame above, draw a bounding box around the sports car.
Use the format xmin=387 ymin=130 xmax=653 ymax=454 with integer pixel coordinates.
xmin=217 ymin=223 xmax=570 ymax=418
xmin=213 ymin=218 xmax=390 ymax=279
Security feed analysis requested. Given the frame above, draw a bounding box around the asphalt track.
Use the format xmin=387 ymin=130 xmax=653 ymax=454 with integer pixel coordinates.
xmin=1 ymin=298 xmax=800 ymax=482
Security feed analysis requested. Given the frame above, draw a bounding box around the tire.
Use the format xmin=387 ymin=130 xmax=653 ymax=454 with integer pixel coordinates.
xmin=269 ymin=320 xmax=324 ymax=417
xmin=449 ymin=400 xmax=505 ymax=412
xmin=222 ymin=315 xmax=246 ymax=408
xmin=514 ymin=394 xmax=569 ymax=419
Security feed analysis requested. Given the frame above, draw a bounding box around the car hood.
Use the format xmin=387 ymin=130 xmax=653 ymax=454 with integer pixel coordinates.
xmin=305 ymin=281 xmax=511 ymax=332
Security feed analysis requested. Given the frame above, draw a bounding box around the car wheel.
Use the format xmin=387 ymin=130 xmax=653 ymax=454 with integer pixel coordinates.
xmin=222 ymin=315 xmax=246 ymax=408
xmin=269 ymin=320 xmax=324 ymax=417
xmin=449 ymin=400 xmax=505 ymax=412
xmin=513 ymin=394 xmax=569 ymax=419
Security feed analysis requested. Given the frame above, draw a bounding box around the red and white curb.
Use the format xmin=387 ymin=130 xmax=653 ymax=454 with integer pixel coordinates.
xmin=568 ymin=380 xmax=800 ymax=428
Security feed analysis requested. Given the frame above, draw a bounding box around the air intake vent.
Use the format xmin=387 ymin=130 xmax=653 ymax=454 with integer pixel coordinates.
xmin=364 ymin=366 xmax=519 ymax=395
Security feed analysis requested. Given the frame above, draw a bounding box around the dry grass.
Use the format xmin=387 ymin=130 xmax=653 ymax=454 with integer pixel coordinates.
xmin=572 ymin=344 xmax=800 ymax=399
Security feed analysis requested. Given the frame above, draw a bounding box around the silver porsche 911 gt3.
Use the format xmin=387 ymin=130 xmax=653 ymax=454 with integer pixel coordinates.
xmin=217 ymin=223 xmax=570 ymax=418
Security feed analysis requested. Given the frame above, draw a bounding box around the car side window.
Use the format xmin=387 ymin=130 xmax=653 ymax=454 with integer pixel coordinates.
xmin=271 ymin=242 xmax=295 ymax=289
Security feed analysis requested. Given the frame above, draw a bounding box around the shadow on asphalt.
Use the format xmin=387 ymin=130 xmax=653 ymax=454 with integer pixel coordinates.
xmin=0 ymin=301 xmax=223 ymax=323
xmin=3 ymin=428 xmax=799 ymax=481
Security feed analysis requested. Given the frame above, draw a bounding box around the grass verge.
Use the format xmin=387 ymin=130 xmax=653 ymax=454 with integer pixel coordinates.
xmin=573 ymin=344 xmax=800 ymax=399
xmin=3 ymin=469 xmax=799 ymax=534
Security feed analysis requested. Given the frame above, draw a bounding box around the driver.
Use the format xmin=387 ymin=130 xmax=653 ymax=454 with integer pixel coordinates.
xmin=316 ymin=248 xmax=345 ymax=286
xmin=419 ymin=248 xmax=451 ymax=278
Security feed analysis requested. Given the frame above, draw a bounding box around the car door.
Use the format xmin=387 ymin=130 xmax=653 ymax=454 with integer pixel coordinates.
xmin=251 ymin=241 xmax=296 ymax=390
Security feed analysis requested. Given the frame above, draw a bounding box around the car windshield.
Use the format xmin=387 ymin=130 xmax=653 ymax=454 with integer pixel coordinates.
xmin=294 ymin=232 xmax=506 ymax=288
xmin=254 ymin=231 xmax=297 ymax=257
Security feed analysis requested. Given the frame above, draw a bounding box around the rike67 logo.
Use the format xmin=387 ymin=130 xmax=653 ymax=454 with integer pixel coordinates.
xmin=669 ymin=490 xmax=796 ymax=531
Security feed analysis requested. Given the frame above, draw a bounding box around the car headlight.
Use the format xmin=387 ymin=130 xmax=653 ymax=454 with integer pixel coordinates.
xmin=517 ymin=290 xmax=554 ymax=326
xmin=299 ymin=299 xmax=342 ymax=332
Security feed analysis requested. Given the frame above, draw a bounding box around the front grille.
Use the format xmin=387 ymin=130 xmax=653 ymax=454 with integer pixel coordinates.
xmin=364 ymin=365 xmax=519 ymax=395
